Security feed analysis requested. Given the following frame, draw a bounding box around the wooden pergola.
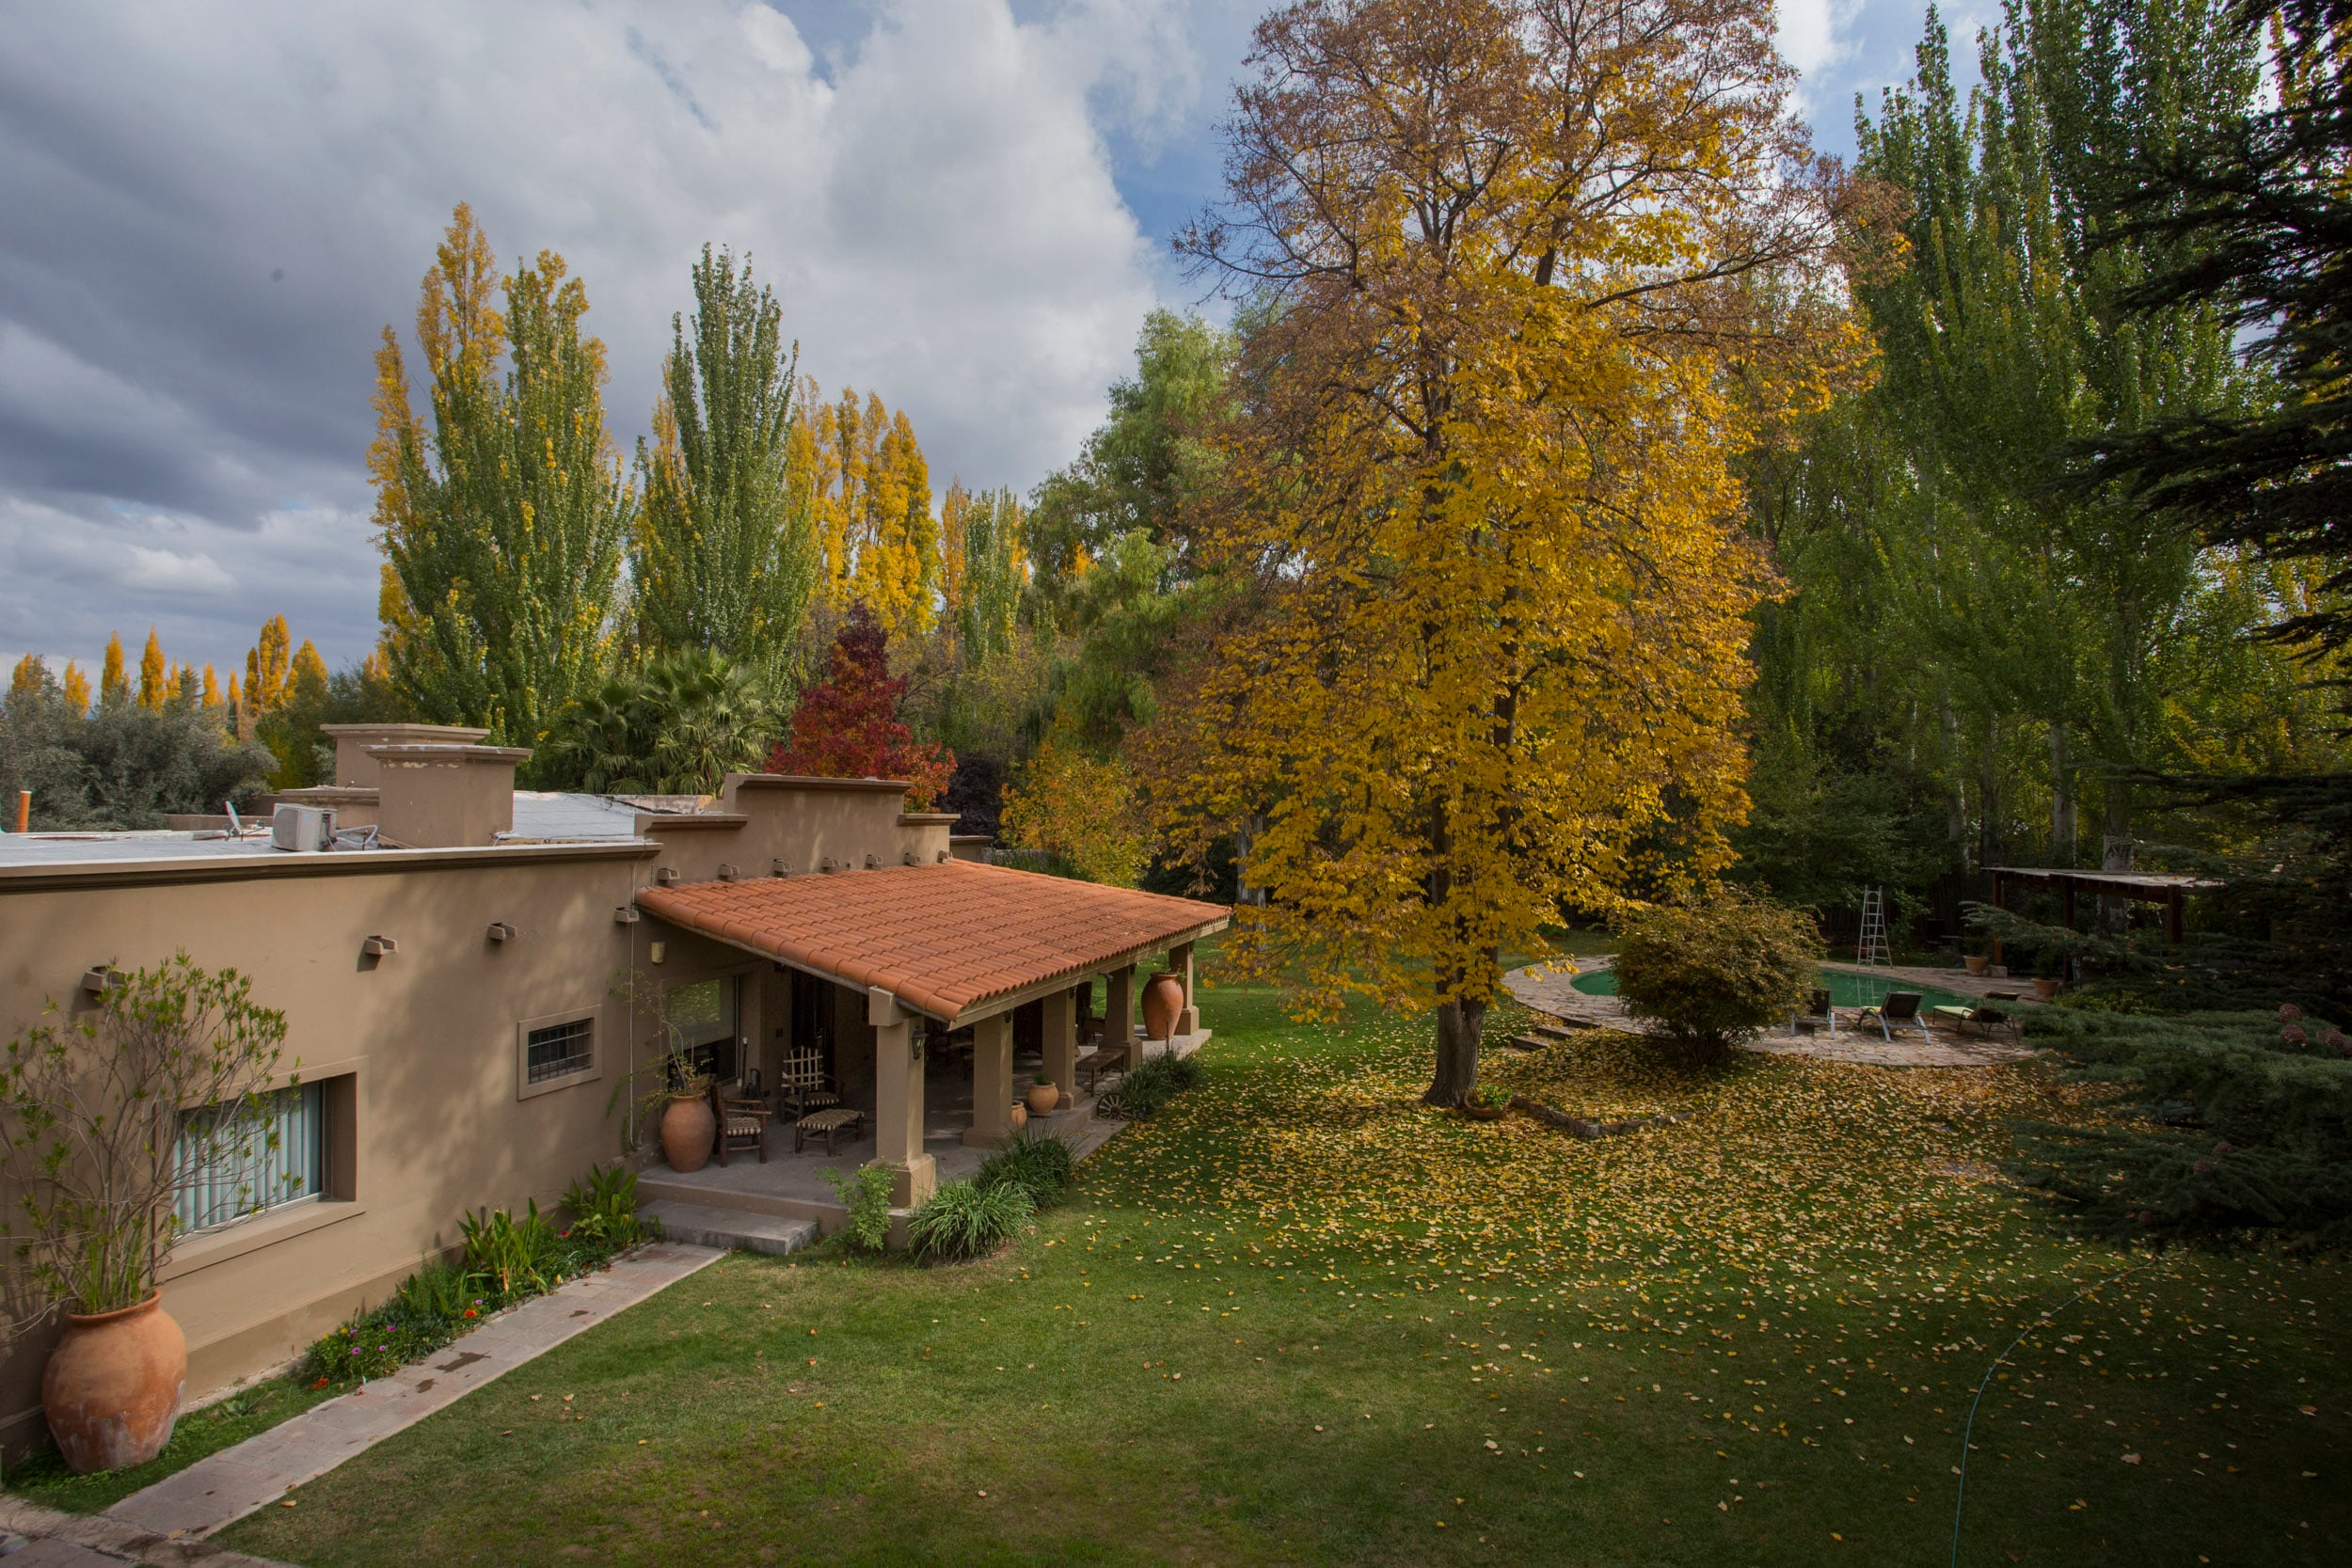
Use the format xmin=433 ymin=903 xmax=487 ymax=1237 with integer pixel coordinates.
xmin=1983 ymin=865 xmax=2221 ymax=960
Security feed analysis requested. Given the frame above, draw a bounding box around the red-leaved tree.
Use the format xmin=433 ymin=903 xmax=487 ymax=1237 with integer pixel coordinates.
xmin=769 ymin=608 xmax=954 ymax=807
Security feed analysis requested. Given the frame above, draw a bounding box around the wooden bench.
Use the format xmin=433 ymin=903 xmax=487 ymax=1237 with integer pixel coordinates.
xmin=794 ymin=1106 xmax=866 ymax=1154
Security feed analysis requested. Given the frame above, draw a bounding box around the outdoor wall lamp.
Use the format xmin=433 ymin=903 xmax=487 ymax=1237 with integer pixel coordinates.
xmin=361 ymin=935 xmax=397 ymax=958
xmin=648 ymin=942 xmax=667 ymax=965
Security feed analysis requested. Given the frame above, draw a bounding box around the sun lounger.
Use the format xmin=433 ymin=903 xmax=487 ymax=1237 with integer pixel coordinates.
xmin=1856 ymin=990 xmax=1930 ymax=1042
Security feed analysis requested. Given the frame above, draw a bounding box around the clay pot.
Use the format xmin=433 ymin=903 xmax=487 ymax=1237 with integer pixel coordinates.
xmin=2033 ymin=976 xmax=2061 ymax=1001
xmin=1142 ymin=971 xmax=1185 ymax=1043
xmin=1463 ymin=1102 xmax=1508 ymax=1122
xmin=1963 ymin=956 xmax=1990 ymax=976
xmin=1009 ymin=1101 xmax=1028 ymax=1132
xmin=1026 ymin=1082 xmax=1060 ymax=1116
xmin=43 ymin=1293 xmax=185 ymax=1474
xmin=660 ymin=1092 xmax=717 ymax=1173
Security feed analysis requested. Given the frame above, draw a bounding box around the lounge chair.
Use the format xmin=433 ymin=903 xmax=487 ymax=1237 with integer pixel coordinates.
xmin=1931 ymin=1002 xmax=2020 ymax=1045
xmin=712 ymin=1081 xmax=772 ymax=1165
xmin=1856 ymin=990 xmax=1930 ymax=1042
xmin=1788 ymin=987 xmax=1836 ymax=1037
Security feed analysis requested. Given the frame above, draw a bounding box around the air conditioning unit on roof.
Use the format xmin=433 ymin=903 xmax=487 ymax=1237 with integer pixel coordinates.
xmin=271 ymin=803 xmax=336 ymax=852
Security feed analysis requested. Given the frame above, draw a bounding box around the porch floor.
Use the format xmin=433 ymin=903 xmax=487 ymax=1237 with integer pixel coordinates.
xmin=638 ymin=1034 xmax=1203 ymax=1232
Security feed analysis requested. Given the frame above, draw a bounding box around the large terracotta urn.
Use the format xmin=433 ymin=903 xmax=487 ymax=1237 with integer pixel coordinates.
xmin=43 ymin=1293 xmax=186 ymax=1474
xmin=660 ymin=1092 xmax=717 ymax=1173
xmin=1026 ymin=1081 xmax=1060 ymax=1116
xmin=1142 ymin=971 xmax=1185 ymax=1043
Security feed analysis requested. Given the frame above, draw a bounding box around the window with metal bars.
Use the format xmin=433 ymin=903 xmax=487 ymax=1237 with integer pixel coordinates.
xmin=525 ymin=1017 xmax=596 ymax=1085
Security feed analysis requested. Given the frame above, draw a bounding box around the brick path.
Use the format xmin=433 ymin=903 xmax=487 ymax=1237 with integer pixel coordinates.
xmin=103 ymin=1240 xmax=723 ymax=1542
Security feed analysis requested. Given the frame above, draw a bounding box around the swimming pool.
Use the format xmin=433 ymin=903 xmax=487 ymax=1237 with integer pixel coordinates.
xmin=1570 ymin=966 xmax=1972 ymax=1011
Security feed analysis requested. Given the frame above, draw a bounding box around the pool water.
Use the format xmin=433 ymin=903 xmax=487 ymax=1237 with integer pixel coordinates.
xmin=1570 ymin=966 xmax=1972 ymax=1012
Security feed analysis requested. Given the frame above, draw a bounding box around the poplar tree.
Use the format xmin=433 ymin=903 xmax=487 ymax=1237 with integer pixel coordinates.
xmin=371 ymin=204 xmax=633 ymax=747
xmin=1154 ymin=0 xmax=1867 ymax=1102
xmin=790 ymin=382 xmax=940 ymax=635
xmin=941 ymin=483 xmax=1027 ymax=666
xmin=99 ymin=635 xmax=127 ymax=710
xmin=631 ymin=246 xmax=818 ymax=689
xmin=137 ymin=630 xmax=167 ymax=710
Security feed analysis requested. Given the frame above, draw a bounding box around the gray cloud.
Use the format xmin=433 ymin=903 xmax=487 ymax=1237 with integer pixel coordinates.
xmin=0 ymin=0 xmax=1209 ymax=673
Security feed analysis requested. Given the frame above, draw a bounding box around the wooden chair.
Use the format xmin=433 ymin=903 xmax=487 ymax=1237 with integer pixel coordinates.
xmin=777 ymin=1048 xmax=841 ymax=1120
xmin=712 ymin=1081 xmax=772 ymax=1165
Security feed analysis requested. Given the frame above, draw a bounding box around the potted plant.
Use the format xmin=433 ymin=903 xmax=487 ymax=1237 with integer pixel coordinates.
xmin=1025 ymin=1077 xmax=1060 ymax=1116
xmin=1963 ymin=942 xmax=1990 ymax=977
xmin=1462 ymin=1085 xmax=1512 ymax=1122
xmin=2032 ymin=952 xmax=2064 ymax=1001
xmin=0 ymin=955 xmax=295 ymax=1473
xmin=608 ymin=967 xmax=716 ymax=1173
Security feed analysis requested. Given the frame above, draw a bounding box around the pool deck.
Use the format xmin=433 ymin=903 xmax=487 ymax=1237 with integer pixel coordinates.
xmin=1503 ymin=957 xmax=2042 ymax=1068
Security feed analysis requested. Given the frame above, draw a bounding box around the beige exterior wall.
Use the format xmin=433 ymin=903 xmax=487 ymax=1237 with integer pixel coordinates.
xmin=0 ymin=771 xmax=961 ymax=1459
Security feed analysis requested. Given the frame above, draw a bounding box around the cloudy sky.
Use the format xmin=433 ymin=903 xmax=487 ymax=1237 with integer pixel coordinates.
xmin=0 ymin=0 xmax=1991 ymax=679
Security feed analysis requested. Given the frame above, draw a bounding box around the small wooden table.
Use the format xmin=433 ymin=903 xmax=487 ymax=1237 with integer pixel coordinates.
xmin=794 ymin=1106 xmax=866 ymax=1154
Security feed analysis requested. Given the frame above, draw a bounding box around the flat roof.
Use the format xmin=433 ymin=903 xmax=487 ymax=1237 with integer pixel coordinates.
xmin=0 ymin=830 xmax=283 ymax=866
xmin=637 ymin=861 xmax=1229 ymax=1025
xmin=1987 ymin=866 xmax=2221 ymax=891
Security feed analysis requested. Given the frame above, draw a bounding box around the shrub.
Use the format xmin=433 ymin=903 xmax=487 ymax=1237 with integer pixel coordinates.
xmin=460 ymin=1200 xmax=562 ymax=1297
xmin=975 ymin=1128 xmax=1076 ymax=1209
xmin=563 ymin=1161 xmax=651 ymax=1247
xmin=1611 ymin=895 xmax=1820 ymax=1060
xmin=907 ymin=1180 xmax=1033 ymax=1264
xmin=395 ymin=1257 xmax=477 ymax=1320
xmin=822 ymin=1164 xmax=896 ymax=1253
xmin=1116 ymin=1051 xmax=1205 ymax=1117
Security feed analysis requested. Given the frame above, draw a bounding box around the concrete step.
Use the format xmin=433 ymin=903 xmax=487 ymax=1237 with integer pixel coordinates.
xmin=1532 ymin=1022 xmax=1581 ymax=1039
xmin=643 ymin=1201 xmax=818 ymax=1258
xmin=1505 ymin=1034 xmax=1549 ymax=1052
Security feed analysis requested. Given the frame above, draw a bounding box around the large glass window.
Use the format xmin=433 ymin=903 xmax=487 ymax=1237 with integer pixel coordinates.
xmin=173 ymin=1082 xmax=326 ymax=1233
xmin=664 ymin=978 xmax=738 ymax=1049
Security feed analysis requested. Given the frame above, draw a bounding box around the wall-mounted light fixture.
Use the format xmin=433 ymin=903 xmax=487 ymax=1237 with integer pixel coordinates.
xmin=361 ymin=935 xmax=398 ymax=958
xmin=648 ymin=941 xmax=667 ymax=965
xmin=613 ymin=906 xmax=640 ymax=925
xmin=486 ymin=922 xmax=516 ymax=942
xmin=80 ymin=965 xmax=122 ymax=996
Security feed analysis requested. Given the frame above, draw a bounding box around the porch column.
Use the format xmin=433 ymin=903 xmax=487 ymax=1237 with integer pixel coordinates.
xmin=964 ymin=1011 xmax=1014 ymax=1148
xmin=867 ymin=987 xmax=936 ymax=1207
xmin=1041 ymin=986 xmax=1078 ymax=1101
xmin=1169 ymin=942 xmax=1199 ymax=1037
xmin=1104 ymin=964 xmax=1136 ymax=1057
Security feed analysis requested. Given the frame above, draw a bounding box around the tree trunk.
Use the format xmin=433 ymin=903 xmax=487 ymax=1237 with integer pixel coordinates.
xmin=1424 ymin=997 xmax=1486 ymax=1107
xmin=2049 ymin=721 xmax=2075 ymax=865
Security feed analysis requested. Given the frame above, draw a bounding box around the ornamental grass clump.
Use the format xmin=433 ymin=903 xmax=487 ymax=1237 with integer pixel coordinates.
xmin=906 ymin=1180 xmax=1032 ymax=1264
xmin=1117 ymin=1051 xmax=1204 ymax=1117
xmin=1611 ymin=895 xmax=1820 ymax=1063
xmin=974 ymin=1128 xmax=1076 ymax=1209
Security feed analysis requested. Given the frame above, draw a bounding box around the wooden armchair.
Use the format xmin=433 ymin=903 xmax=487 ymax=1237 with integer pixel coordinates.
xmin=776 ymin=1048 xmax=841 ymax=1120
xmin=712 ymin=1081 xmax=772 ymax=1165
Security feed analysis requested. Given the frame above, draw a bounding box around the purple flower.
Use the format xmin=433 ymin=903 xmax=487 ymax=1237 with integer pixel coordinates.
xmin=2280 ymin=1003 xmax=2305 ymax=1022
xmin=2194 ymin=1160 xmax=2214 ymax=1176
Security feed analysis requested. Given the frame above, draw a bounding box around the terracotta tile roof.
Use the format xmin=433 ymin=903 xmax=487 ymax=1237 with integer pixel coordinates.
xmin=636 ymin=861 xmax=1230 ymax=1024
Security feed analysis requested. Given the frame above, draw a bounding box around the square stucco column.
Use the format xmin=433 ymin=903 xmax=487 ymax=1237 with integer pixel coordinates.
xmin=1104 ymin=965 xmax=1136 ymax=1056
xmin=1041 ymin=987 xmax=1078 ymax=1101
xmin=963 ymin=1012 xmax=1014 ymax=1148
xmin=1169 ymin=942 xmax=1199 ymax=1037
xmin=868 ymin=988 xmax=936 ymax=1207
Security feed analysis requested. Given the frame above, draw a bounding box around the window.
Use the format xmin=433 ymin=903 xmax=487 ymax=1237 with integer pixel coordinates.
xmin=173 ymin=1082 xmax=325 ymax=1234
xmin=525 ymin=1018 xmax=596 ymax=1085
xmin=516 ymin=1007 xmax=602 ymax=1100
xmin=664 ymin=978 xmax=738 ymax=1049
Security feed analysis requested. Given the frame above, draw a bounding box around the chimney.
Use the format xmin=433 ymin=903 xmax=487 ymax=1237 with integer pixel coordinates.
xmin=322 ymin=722 xmax=493 ymax=789
xmin=370 ymin=745 xmax=529 ymax=847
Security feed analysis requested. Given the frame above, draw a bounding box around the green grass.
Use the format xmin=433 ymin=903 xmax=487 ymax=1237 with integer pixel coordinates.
xmin=223 ymin=977 xmax=2351 ymax=1566
xmin=7 ymin=1372 xmax=338 ymax=1513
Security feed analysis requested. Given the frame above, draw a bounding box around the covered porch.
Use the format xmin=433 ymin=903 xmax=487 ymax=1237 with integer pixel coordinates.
xmin=633 ymin=860 xmax=1227 ymax=1227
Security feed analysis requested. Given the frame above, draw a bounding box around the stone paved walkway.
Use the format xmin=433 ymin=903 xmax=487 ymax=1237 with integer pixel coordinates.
xmin=1503 ymin=958 xmax=2041 ymax=1068
xmin=104 ymin=1240 xmax=723 ymax=1542
xmin=0 ymin=1495 xmax=303 ymax=1567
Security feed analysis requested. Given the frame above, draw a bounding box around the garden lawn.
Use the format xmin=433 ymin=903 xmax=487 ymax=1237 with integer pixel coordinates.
xmin=228 ymin=982 xmax=2351 ymax=1567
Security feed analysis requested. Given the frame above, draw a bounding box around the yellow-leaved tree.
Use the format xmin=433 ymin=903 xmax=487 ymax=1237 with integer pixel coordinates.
xmin=788 ymin=381 xmax=940 ymax=636
xmin=1148 ymin=0 xmax=1873 ymax=1102
xmin=137 ymin=630 xmax=167 ymax=710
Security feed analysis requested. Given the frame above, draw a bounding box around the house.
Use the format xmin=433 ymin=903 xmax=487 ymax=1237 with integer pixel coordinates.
xmin=0 ymin=726 xmax=1226 ymax=1458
